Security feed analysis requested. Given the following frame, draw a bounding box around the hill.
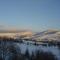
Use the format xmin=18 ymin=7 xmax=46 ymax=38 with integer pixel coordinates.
xmin=32 ymin=29 xmax=60 ymax=42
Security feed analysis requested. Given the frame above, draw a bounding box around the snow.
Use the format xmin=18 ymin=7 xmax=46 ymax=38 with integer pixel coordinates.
xmin=14 ymin=41 xmax=60 ymax=60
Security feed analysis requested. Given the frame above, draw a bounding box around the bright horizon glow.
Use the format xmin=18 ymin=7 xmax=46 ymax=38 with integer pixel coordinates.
xmin=0 ymin=0 xmax=60 ymax=32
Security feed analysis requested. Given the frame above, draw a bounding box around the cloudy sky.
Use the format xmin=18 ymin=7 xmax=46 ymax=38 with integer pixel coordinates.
xmin=0 ymin=0 xmax=60 ymax=32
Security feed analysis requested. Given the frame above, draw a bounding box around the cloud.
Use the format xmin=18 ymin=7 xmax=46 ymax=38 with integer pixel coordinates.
xmin=0 ymin=25 xmax=5 ymax=27
xmin=0 ymin=25 xmax=6 ymax=30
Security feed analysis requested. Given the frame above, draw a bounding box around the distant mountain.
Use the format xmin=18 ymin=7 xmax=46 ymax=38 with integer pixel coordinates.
xmin=0 ymin=30 xmax=29 ymax=33
xmin=0 ymin=30 xmax=33 ymax=39
xmin=0 ymin=29 xmax=60 ymax=42
xmin=32 ymin=29 xmax=60 ymax=42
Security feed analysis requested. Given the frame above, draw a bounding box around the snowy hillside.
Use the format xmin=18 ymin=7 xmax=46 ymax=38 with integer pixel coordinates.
xmin=32 ymin=29 xmax=60 ymax=42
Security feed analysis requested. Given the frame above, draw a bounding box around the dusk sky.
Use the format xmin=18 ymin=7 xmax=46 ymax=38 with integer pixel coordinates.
xmin=0 ymin=0 xmax=60 ymax=32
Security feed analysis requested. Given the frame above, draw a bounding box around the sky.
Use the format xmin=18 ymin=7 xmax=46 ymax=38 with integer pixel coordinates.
xmin=0 ymin=0 xmax=60 ymax=32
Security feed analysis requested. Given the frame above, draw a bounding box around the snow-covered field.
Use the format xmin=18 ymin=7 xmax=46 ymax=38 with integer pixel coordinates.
xmin=15 ymin=41 xmax=60 ymax=60
xmin=0 ymin=40 xmax=60 ymax=60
